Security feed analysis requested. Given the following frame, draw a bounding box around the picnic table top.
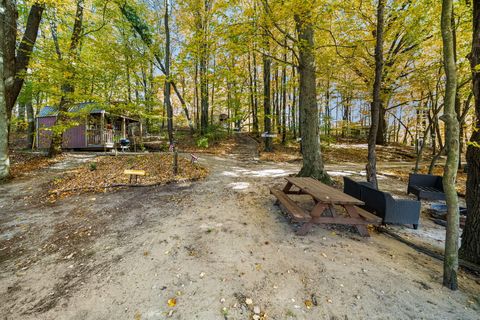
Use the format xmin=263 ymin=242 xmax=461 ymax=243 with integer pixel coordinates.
xmin=285 ymin=177 xmax=364 ymax=206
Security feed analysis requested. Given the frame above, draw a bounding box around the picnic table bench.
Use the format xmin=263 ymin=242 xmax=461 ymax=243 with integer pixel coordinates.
xmin=270 ymin=177 xmax=381 ymax=237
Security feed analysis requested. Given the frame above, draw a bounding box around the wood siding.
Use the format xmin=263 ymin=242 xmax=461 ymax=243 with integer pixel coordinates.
xmin=37 ymin=116 xmax=87 ymax=149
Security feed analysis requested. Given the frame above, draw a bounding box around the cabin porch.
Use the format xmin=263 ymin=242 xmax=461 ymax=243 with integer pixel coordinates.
xmin=86 ymin=112 xmax=141 ymax=149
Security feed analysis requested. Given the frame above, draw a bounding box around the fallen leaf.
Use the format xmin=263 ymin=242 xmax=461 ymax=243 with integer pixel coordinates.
xmin=167 ymin=298 xmax=177 ymax=307
xmin=134 ymin=311 xmax=141 ymax=320
xmin=304 ymin=300 xmax=313 ymax=309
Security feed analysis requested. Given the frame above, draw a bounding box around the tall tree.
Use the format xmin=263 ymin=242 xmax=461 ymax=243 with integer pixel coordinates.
xmin=119 ymin=2 xmax=194 ymax=133
xmin=196 ymin=0 xmax=211 ymax=134
xmin=281 ymin=56 xmax=287 ymax=144
xmin=263 ymin=35 xmax=273 ymax=152
xmin=440 ymin=0 xmax=460 ymax=290
xmin=0 ymin=0 xmax=8 ymax=179
xmin=366 ymin=0 xmax=385 ymax=189
xmin=164 ymin=0 xmax=174 ymax=145
xmin=49 ymin=0 xmax=85 ymax=156
xmin=0 ymin=1 xmax=43 ymax=178
xmin=294 ymin=4 xmax=329 ymax=182
xmin=5 ymin=2 xmax=44 ymax=117
xmin=460 ymin=0 xmax=480 ymax=265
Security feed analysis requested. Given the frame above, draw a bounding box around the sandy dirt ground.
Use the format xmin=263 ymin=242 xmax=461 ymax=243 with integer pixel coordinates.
xmin=1 ymin=136 xmax=479 ymax=320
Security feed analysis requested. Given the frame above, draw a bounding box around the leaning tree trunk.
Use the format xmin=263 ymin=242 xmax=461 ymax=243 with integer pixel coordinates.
xmin=440 ymin=0 xmax=460 ymax=290
xmin=366 ymin=0 xmax=385 ymax=189
xmin=5 ymin=2 xmax=44 ymax=118
xmin=294 ymin=13 xmax=330 ymax=183
xmin=460 ymin=0 xmax=480 ymax=266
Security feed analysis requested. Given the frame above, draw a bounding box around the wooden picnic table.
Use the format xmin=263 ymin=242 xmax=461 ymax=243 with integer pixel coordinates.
xmin=270 ymin=177 xmax=381 ymax=237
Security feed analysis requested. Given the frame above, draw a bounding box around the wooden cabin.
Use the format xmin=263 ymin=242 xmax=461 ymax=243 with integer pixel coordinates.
xmin=36 ymin=103 xmax=142 ymax=150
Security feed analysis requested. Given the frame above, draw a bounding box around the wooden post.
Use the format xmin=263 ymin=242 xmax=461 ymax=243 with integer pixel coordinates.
xmin=173 ymin=148 xmax=178 ymax=175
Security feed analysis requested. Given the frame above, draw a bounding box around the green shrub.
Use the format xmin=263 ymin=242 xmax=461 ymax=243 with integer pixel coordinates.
xmin=204 ymin=124 xmax=228 ymax=142
xmin=196 ymin=137 xmax=209 ymax=149
xmin=89 ymin=162 xmax=97 ymax=171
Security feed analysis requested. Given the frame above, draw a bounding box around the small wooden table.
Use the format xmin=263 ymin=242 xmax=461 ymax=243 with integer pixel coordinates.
xmin=123 ymin=169 xmax=146 ymax=184
xmin=270 ymin=177 xmax=381 ymax=237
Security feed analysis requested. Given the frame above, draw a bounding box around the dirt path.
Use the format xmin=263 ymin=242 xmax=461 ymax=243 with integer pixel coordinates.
xmin=0 ymin=143 xmax=479 ymax=319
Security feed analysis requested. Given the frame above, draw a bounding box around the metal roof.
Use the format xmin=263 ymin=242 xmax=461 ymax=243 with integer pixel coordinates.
xmin=37 ymin=103 xmax=104 ymax=117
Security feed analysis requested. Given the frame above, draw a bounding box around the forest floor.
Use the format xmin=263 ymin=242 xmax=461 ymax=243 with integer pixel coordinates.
xmin=1 ymin=134 xmax=479 ymax=320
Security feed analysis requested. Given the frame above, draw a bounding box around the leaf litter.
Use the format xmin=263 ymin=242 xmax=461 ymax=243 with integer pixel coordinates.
xmin=46 ymin=154 xmax=208 ymax=202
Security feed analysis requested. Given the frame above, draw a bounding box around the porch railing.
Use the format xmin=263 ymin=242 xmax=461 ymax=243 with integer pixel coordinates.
xmin=87 ymin=129 xmax=114 ymax=146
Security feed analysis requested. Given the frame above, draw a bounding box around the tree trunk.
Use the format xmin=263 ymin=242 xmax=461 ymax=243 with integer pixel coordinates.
xmin=291 ymin=64 xmax=297 ymax=140
xmin=210 ymin=54 xmax=215 ymax=126
xmin=376 ymin=105 xmax=386 ymax=145
xmin=248 ymin=50 xmax=259 ymax=135
xmin=274 ymin=67 xmax=281 ymax=134
xmin=119 ymin=2 xmax=194 ymax=134
xmin=460 ymin=0 xmax=480 ymax=266
xmin=199 ymin=54 xmax=208 ymax=134
xmin=457 ymin=94 xmax=472 ymax=168
xmin=194 ymin=62 xmax=199 ymax=130
xmin=253 ymin=50 xmax=259 ymax=135
xmin=164 ymin=0 xmax=174 ymax=145
xmin=125 ymin=41 xmax=132 ymax=103
xmin=451 ymin=10 xmax=464 ymax=171
xmin=226 ymin=80 xmax=231 ymax=133
xmin=281 ymin=62 xmax=287 ymax=144
xmin=440 ymin=0 xmax=460 ymax=290
xmin=18 ymin=102 xmax=25 ymax=123
xmin=48 ymin=0 xmax=83 ymax=155
xmin=1 ymin=1 xmax=43 ymax=178
xmin=0 ymin=0 xmax=9 ymax=179
xmin=198 ymin=1 xmax=210 ymax=134
xmin=49 ymin=0 xmax=84 ymax=157
xmin=26 ymin=99 xmax=34 ymax=149
xmin=263 ymin=36 xmax=273 ymax=152
xmin=366 ymin=0 xmax=385 ymax=189
xmin=295 ymin=13 xmax=330 ymax=183
xmin=5 ymin=2 xmax=44 ymax=117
